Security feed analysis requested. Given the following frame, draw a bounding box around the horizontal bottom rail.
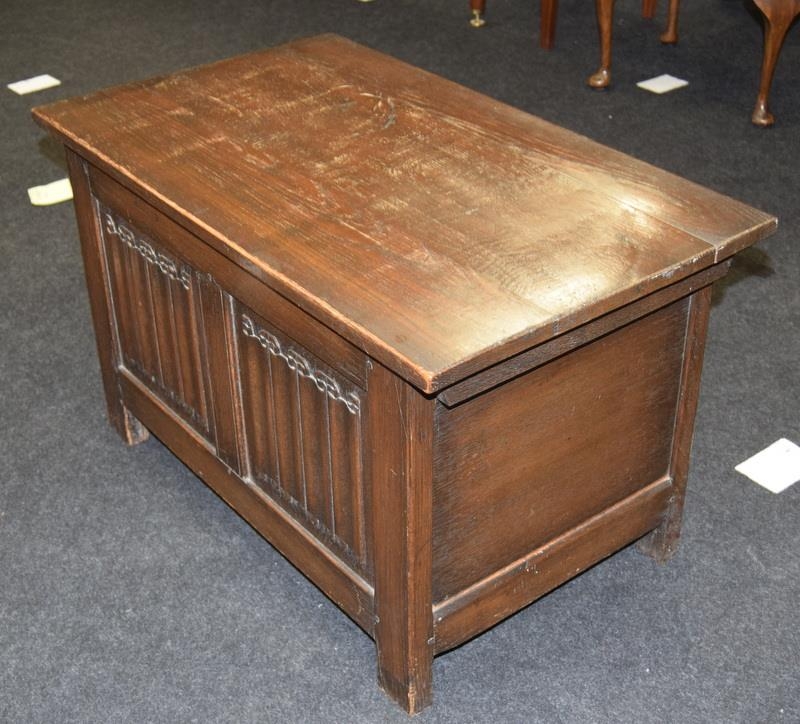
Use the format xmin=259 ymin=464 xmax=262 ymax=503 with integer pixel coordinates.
xmin=432 ymin=474 xmax=672 ymax=653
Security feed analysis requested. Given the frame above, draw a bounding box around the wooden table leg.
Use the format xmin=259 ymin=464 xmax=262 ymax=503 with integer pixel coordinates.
xmin=588 ymin=0 xmax=615 ymax=88
xmin=588 ymin=0 xmax=680 ymax=89
xmin=643 ymin=0 xmax=681 ymax=43
xmin=470 ymin=0 xmax=486 ymax=27
xmin=661 ymin=0 xmax=680 ymax=43
xmin=541 ymin=0 xmax=558 ymax=48
xmin=751 ymin=0 xmax=800 ymax=127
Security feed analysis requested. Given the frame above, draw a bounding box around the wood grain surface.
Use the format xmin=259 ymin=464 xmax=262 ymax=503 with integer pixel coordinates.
xmin=44 ymin=35 xmax=777 ymax=715
xmin=367 ymin=362 xmax=435 ymax=713
xmin=432 ymin=296 xmax=689 ymax=601
xmin=33 ymin=34 xmax=777 ymax=393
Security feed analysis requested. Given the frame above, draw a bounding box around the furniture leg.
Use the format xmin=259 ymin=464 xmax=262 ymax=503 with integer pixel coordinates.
xmin=65 ymin=149 xmax=149 ymax=446
xmin=541 ymin=0 xmax=558 ymax=49
xmin=368 ymin=362 xmax=435 ymax=714
xmin=637 ymin=285 xmax=713 ymax=562
xmin=751 ymin=0 xmax=800 ymax=127
xmin=588 ymin=0 xmax=615 ymax=88
xmin=661 ymin=0 xmax=680 ymax=43
xmin=470 ymin=0 xmax=486 ymax=27
xmin=642 ymin=0 xmax=657 ymax=19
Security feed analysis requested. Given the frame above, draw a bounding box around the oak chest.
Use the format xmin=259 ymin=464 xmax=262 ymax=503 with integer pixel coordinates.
xmin=33 ymin=34 xmax=776 ymax=714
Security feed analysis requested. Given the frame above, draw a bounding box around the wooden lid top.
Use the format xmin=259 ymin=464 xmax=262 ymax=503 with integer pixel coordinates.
xmin=33 ymin=34 xmax=776 ymax=393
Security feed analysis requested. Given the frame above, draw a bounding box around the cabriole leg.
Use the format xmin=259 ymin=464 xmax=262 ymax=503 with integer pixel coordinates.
xmin=588 ymin=0 xmax=615 ymax=88
xmin=751 ymin=0 xmax=800 ymax=127
xmin=470 ymin=0 xmax=486 ymax=27
xmin=661 ymin=0 xmax=680 ymax=44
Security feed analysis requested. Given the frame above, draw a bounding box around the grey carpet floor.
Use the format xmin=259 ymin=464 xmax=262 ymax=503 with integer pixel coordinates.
xmin=1 ymin=1 xmax=798 ymax=722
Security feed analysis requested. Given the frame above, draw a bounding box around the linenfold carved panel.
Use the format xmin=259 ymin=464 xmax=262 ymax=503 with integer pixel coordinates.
xmin=236 ymin=305 xmax=368 ymax=569
xmin=241 ymin=315 xmax=361 ymax=414
xmin=99 ymin=204 xmax=210 ymax=435
xmin=98 ymin=199 xmax=368 ymax=572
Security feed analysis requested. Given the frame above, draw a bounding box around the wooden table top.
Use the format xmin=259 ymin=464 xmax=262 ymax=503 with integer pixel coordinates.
xmin=33 ymin=34 xmax=776 ymax=393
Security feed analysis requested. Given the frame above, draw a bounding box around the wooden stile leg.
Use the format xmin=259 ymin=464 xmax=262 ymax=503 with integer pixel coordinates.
xmin=637 ymin=286 xmax=713 ymax=562
xmin=366 ymin=361 xmax=435 ymax=714
xmin=66 ymin=150 xmax=149 ymax=446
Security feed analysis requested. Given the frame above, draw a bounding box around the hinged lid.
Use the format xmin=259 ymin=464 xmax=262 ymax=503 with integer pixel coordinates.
xmin=33 ymin=34 xmax=777 ymax=393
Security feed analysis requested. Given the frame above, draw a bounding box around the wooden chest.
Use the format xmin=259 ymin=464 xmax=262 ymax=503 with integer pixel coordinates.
xmin=33 ymin=34 xmax=776 ymax=714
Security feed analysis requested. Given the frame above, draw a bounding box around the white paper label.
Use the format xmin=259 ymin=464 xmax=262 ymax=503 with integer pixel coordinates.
xmin=735 ymin=438 xmax=800 ymax=494
xmin=7 ymin=74 xmax=61 ymax=95
xmin=636 ymin=74 xmax=688 ymax=94
xmin=28 ymin=178 xmax=73 ymax=206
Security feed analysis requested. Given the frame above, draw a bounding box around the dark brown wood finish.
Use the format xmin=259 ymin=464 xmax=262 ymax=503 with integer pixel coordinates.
xmin=637 ymin=285 xmax=713 ymax=561
xmin=118 ymin=369 xmax=376 ymax=634
xmin=437 ymin=263 xmax=728 ymax=407
xmin=100 ymin=201 xmax=212 ymax=437
xmin=433 ymin=475 xmax=673 ymax=653
xmin=198 ymin=275 xmax=244 ymax=472
xmin=661 ymin=0 xmax=680 ymax=43
xmin=751 ymin=0 xmax=800 ymax=127
xmin=235 ymin=302 xmax=369 ymax=571
xmin=35 ymin=36 xmax=777 ymax=714
xmin=66 ymin=149 xmax=149 ymax=446
xmin=367 ymin=362 xmax=435 ymax=714
xmin=588 ymin=0 xmax=681 ymax=89
xmin=471 ymin=1 xmax=675 ymax=51
xmin=33 ymin=35 xmax=775 ymax=394
xmin=433 ymin=296 xmax=689 ymax=601
xmin=88 ymin=165 xmax=369 ymax=389
xmin=541 ymin=0 xmax=557 ymax=49
xmin=587 ymin=0 xmax=799 ymax=127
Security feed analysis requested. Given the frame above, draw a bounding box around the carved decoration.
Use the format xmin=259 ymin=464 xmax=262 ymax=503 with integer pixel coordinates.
xmin=102 ymin=209 xmax=191 ymax=290
xmin=241 ymin=314 xmax=361 ymax=414
xmin=99 ymin=203 xmax=209 ymax=437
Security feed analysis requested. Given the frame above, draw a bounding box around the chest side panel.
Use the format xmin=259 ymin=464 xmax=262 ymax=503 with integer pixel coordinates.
xmin=432 ymin=296 xmax=690 ymax=603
